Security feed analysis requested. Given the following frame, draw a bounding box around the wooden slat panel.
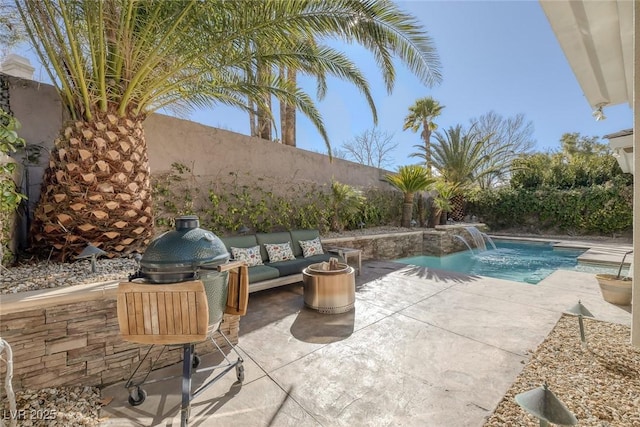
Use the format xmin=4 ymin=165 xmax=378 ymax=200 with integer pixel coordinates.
xmin=117 ymin=291 xmax=129 ymax=335
xmin=196 ymin=292 xmax=208 ymax=335
xmin=157 ymin=293 xmax=167 ymax=335
xmin=165 ymin=292 xmax=175 ymax=335
xmin=188 ymin=291 xmax=197 ymax=335
xmin=173 ymin=293 xmax=183 ymax=334
xmin=180 ymin=293 xmax=189 ymax=334
xmin=116 ymin=281 xmax=208 ymax=345
xmin=134 ymin=292 xmax=144 ymax=335
xmin=149 ymin=292 xmax=159 ymax=335
xmin=126 ymin=293 xmax=137 ymax=335
xmin=142 ymin=292 xmax=152 ymax=335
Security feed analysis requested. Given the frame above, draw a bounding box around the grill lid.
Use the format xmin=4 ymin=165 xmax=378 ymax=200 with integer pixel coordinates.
xmin=139 ymin=216 xmax=229 ymax=282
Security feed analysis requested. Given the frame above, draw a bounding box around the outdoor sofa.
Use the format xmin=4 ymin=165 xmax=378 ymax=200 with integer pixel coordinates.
xmin=220 ymin=230 xmax=334 ymax=293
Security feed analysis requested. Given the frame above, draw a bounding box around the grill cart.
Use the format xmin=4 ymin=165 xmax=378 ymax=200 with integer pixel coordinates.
xmin=117 ymin=216 xmax=248 ymax=426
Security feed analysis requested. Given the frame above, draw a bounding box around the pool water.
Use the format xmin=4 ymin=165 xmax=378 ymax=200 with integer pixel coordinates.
xmin=395 ymin=240 xmax=617 ymax=284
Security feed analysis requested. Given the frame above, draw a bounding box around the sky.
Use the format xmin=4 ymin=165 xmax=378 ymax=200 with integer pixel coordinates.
xmin=13 ymin=1 xmax=633 ymax=170
xmin=190 ymin=0 xmax=633 ymax=169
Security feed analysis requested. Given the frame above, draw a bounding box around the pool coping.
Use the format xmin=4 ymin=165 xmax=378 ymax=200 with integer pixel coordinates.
xmin=489 ymin=234 xmax=633 ymax=268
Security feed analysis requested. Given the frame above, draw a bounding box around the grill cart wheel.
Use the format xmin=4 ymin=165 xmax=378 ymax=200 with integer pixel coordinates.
xmin=236 ymin=362 xmax=244 ymax=382
xmin=192 ymin=355 xmax=201 ymax=369
xmin=128 ymin=387 xmax=147 ymax=406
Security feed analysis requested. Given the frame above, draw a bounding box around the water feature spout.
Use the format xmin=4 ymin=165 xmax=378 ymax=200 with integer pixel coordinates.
xmin=453 ymin=235 xmax=474 ymax=254
xmin=481 ymin=232 xmax=497 ymax=250
xmin=465 ymin=226 xmax=487 ymax=251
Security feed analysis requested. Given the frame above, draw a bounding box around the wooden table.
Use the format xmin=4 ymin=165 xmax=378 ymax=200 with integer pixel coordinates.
xmin=326 ymin=247 xmax=362 ymax=276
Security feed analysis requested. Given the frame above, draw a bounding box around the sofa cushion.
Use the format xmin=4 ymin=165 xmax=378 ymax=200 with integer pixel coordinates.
xmin=304 ymin=253 xmax=334 ymax=264
xmin=221 ymin=235 xmax=259 ymax=253
xmin=290 ymin=229 xmax=321 ymax=257
xmin=265 ymin=258 xmax=312 ymax=277
xmin=230 ymin=246 xmax=263 ymax=266
xmin=299 ymin=237 xmax=324 ymax=258
xmin=264 ymin=242 xmax=296 ymax=263
xmin=256 ymin=232 xmax=293 ymax=263
xmin=247 ymin=265 xmax=280 ymax=284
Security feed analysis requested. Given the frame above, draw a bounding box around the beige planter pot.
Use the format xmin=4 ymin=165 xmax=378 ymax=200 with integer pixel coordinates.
xmin=596 ymin=274 xmax=632 ymax=306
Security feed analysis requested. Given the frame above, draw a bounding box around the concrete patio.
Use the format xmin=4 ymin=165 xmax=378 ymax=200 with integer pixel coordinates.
xmin=100 ymin=257 xmax=632 ymax=426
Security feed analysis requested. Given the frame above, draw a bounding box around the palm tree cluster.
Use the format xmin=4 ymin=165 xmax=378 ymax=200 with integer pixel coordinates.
xmin=16 ymin=0 xmax=442 ymax=260
xmin=403 ymin=97 xmax=532 ymax=223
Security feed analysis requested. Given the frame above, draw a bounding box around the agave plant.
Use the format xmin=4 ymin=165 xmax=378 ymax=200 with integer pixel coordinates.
xmin=385 ymin=165 xmax=435 ymax=228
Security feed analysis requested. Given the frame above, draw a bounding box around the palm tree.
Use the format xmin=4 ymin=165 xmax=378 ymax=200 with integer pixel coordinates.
xmin=329 ymin=180 xmax=365 ymax=232
xmin=403 ymin=97 xmax=445 ymax=171
xmin=17 ymin=0 xmax=442 ymax=260
xmin=385 ymin=165 xmax=435 ymax=228
xmin=428 ymin=124 xmax=508 ymax=220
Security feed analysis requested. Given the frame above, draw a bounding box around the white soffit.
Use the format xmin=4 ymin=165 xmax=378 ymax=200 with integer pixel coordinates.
xmin=540 ymin=0 xmax=633 ymax=109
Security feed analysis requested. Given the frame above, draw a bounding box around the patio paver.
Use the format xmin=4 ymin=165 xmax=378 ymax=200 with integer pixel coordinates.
xmin=101 ymin=254 xmax=632 ymax=426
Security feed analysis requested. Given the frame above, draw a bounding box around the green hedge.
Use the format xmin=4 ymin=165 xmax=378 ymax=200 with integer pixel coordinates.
xmin=152 ymin=164 xmax=401 ymax=235
xmin=466 ymin=181 xmax=632 ymax=235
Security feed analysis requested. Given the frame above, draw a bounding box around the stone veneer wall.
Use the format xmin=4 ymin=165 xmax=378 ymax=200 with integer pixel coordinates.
xmin=0 ymin=282 xmax=239 ymax=391
xmin=322 ymin=231 xmax=425 ymax=260
xmin=322 ymin=225 xmax=489 ymax=260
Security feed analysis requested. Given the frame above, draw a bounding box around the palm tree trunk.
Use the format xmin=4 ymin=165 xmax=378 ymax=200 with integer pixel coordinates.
xmin=401 ymin=193 xmax=414 ymax=228
xmin=282 ymin=68 xmax=297 ymax=146
xmin=249 ymin=98 xmax=258 ymax=137
xmin=421 ymin=119 xmax=432 ymax=170
xmin=256 ymin=62 xmax=272 ymax=141
xmin=450 ymin=194 xmax=466 ymax=221
xmin=30 ymin=110 xmax=154 ymax=261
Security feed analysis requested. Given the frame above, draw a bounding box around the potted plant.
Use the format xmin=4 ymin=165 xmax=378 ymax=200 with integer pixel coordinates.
xmin=596 ymin=250 xmax=633 ymax=305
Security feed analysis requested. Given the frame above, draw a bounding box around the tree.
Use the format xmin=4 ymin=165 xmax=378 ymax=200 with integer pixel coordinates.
xmin=385 ymin=165 xmax=435 ymax=228
xmin=340 ymin=128 xmax=398 ymax=169
xmin=469 ymin=111 xmax=536 ymax=188
xmin=329 ymin=180 xmax=365 ymax=232
xmin=0 ymin=2 xmax=25 ymax=55
xmin=17 ymin=0 xmax=442 ymax=260
xmin=560 ymin=132 xmax=610 ymax=159
xmin=426 ymin=124 xmax=508 ymax=220
xmin=403 ymin=97 xmax=444 ymax=170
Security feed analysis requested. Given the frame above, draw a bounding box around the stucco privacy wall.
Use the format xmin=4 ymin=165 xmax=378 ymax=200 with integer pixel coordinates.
xmin=7 ymin=75 xmax=391 ymax=228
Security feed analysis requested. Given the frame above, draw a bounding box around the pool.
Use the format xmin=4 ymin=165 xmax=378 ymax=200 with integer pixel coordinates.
xmin=394 ymin=240 xmax=621 ymax=284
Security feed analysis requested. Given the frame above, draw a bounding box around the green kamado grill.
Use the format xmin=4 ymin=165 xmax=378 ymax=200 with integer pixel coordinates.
xmin=124 ymin=215 xmax=244 ymax=427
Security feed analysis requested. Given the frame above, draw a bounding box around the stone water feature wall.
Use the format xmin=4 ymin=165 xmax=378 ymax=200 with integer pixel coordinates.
xmin=322 ymin=224 xmax=489 ymax=260
xmin=422 ymin=224 xmax=490 ymax=256
xmin=323 ymin=231 xmax=425 ymax=260
xmin=0 ymin=282 xmax=239 ymax=391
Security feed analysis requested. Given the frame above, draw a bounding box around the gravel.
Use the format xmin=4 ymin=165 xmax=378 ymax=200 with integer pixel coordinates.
xmin=1 ymin=258 xmax=137 ymax=294
xmin=1 ymin=386 xmax=103 ymax=426
xmin=484 ymin=314 xmax=640 ymax=426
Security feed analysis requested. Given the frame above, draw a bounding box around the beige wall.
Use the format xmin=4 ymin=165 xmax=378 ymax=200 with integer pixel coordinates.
xmin=8 ymin=75 xmax=390 ymax=197
xmin=144 ymin=114 xmax=389 ymax=192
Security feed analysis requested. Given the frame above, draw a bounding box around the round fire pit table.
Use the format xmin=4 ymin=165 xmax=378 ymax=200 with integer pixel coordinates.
xmin=302 ymin=263 xmax=355 ymax=314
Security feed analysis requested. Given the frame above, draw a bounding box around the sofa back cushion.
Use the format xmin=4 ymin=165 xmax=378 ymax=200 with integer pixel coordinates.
xmin=256 ymin=232 xmax=293 ymax=263
xmin=221 ymin=235 xmax=259 ymax=255
xmin=289 ymin=229 xmax=321 ymax=257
